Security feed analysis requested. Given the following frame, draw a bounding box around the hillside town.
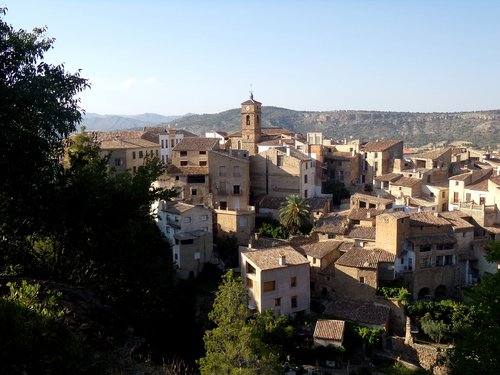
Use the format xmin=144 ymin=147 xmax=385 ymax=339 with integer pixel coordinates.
xmin=89 ymin=94 xmax=500 ymax=373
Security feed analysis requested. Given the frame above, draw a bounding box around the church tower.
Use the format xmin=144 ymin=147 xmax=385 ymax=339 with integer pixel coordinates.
xmin=240 ymin=92 xmax=262 ymax=155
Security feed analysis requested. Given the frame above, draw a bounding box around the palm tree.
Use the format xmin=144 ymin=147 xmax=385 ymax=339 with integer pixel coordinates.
xmin=279 ymin=195 xmax=311 ymax=235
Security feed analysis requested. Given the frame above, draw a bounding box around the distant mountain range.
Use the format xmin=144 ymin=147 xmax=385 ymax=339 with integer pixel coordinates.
xmin=81 ymin=113 xmax=187 ymax=131
xmin=81 ymin=108 xmax=500 ymax=148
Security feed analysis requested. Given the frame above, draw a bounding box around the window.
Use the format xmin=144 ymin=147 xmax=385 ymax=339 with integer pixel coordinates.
xmin=442 ymin=191 xmax=445 ymax=198
xmin=291 ymin=296 xmax=297 ymax=308
xmin=277 ymin=155 xmax=284 ymax=167
xmin=187 ymin=175 xmax=205 ymax=183
xmin=312 ymin=257 xmax=317 ymax=265
xmin=421 ymin=257 xmax=432 ymax=268
xmin=191 ymin=188 xmax=197 ymax=196
xmin=175 ymin=175 xmax=179 ymax=180
xmin=133 ymin=166 xmax=137 ymax=174
xmin=274 ymin=298 xmax=281 ymax=307
xmin=436 ymin=255 xmax=454 ymax=266
xmin=171 ymin=139 xmax=175 ymax=148
xmin=220 ymin=201 xmax=227 ymax=210
xmin=238 ymin=216 xmax=247 ymax=229
xmin=139 ymin=151 xmax=144 ymax=158
xmin=304 ymin=174 xmax=308 ymax=184
xmin=263 ymin=281 xmax=276 ymax=292
xmin=246 ymin=262 xmax=256 ymax=274
xmin=374 ymin=161 xmax=378 ymax=172
xmin=156 ymin=150 xmax=159 ymax=156
xmin=246 ymin=278 xmax=253 ymax=288
xmin=479 ymin=196 xmax=486 ymax=205
xmin=305 ymin=163 xmax=308 ymax=170
xmin=219 ymin=166 xmax=226 ymax=176
xmin=183 ymin=217 xmax=191 ymax=223
xmin=400 ymin=258 xmax=404 ymax=264
xmin=233 ymin=185 xmax=240 ymax=195
xmin=453 ymin=192 xmax=459 ymax=203
xmin=437 ymin=243 xmax=454 ymax=250
xmin=180 ymin=239 xmax=194 ymax=245
xmin=304 ymin=189 xmax=308 ymax=198
xmin=374 ymin=152 xmax=378 ymax=158
xmin=455 ymin=181 xmax=459 ymax=186
xmin=466 ymin=193 xmax=471 ymax=202
xmin=246 ymin=115 xmax=250 ymax=125
xmin=359 ymin=277 xmax=365 ymax=284
xmin=199 ymin=151 xmax=206 ymax=155
xmin=161 ymin=140 xmax=164 ymax=148
xmin=161 ymin=155 xmax=165 ymax=163
xmin=114 ymin=158 xmax=122 ymax=166
xmin=233 ymin=165 xmax=240 ymax=177
xmin=180 ymin=151 xmax=187 ymax=157
xmin=180 ymin=161 xmax=188 ymax=166
xmin=201 ymin=215 xmax=208 ymax=221
xmin=199 ymin=161 xmax=207 ymax=166
xmin=132 ymin=151 xmax=136 ymax=159
xmin=291 ymin=277 xmax=297 ymax=288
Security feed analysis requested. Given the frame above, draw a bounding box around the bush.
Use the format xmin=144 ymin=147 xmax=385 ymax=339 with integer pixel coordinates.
xmin=377 ymin=286 xmax=411 ymax=303
xmin=420 ymin=314 xmax=450 ymax=343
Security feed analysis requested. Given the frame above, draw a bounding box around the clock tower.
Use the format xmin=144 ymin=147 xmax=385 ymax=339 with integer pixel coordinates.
xmin=240 ymin=92 xmax=262 ymax=155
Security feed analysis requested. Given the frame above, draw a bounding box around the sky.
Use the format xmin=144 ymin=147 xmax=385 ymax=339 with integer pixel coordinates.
xmin=5 ymin=0 xmax=500 ymax=115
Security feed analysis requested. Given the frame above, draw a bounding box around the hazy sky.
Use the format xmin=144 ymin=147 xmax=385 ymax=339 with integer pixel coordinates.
xmin=5 ymin=0 xmax=500 ymax=115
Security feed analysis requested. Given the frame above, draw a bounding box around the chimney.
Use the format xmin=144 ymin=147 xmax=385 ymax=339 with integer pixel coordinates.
xmin=279 ymin=254 xmax=286 ymax=266
xmin=286 ymin=147 xmax=291 ymax=156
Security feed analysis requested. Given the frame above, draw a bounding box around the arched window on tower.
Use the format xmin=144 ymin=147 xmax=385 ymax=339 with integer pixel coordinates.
xmin=246 ymin=115 xmax=250 ymax=125
xmin=256 ymin=115 xmax=260 ymax=125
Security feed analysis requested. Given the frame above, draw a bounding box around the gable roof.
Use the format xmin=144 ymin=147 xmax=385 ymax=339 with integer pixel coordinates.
xmin=361 ymin=140 xmax=402 ymax=152
xmin=374 ymin=173 xmax=403 ymax=182
xmin=241 ymin=246 xmax=309 ymax=271
xmin=348 ymin=208 xmax=385 ymax=221
xmin=99 ymin=137 xmax=159 ymax=150
xmin=410 ymin=211 xmax=451 ymax=226
xmin=315 ymin=212 xmax=350 ymax=235
xmin=166 ymin=165 xmax=209 ymax=176
xmin=161 ymin=201 xmax=195 ymax=214
xmin=411 ymin=147 xmax=451 ymax=160
xmin=390 ymin=177 xmax=421 ymax=187
xmin=300 ymin=241 xmax=344 ymax=259
xmin=335 ymin=248 xmax=395 ymax=269
xmin=173 ymin=137 xmax=219 ymax=151
xmin=314 ymin=319 xmax=345 ymax=341
xmin=345 ymin=226 xmax=376 ymax=240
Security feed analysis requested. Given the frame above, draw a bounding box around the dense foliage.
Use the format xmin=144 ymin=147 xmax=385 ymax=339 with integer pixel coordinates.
xmin=256 ymin=217 xmax=289 ymax=239
xmin=198 ymin=270 xmax=286 ymax=374
xmin=0 ymin=280 xmax=105 ymax=374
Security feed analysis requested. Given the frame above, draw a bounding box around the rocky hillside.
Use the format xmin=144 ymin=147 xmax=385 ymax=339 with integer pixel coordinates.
xmin=166 ymin=107 xmax=500 ymax=148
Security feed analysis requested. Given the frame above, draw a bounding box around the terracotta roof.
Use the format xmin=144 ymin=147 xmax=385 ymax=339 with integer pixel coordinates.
xmin=339 ymin=242 xmax=354 ymax=252
xmin=335 ymin=248 xmax=395 ymax=269
xmin=308 ymin=197 xmax=330 ymax=211
xmin=466 ymin=176 xmax=490 ymax=191
xmin=407 ymin=233 xmax=456 ymax=246
xmin=485 ymin=225 xmax=500 ymax=234
xmin=93 ymin=130 xmax=144 ymax=141
xmin=241 ymin=97 xmax=262 ymax=105
xmin=379 ymin=211 xmax=409 ymax=219
xmin=439 ymin=210 xmax=471 ymax=220
xmin=166 ymin=165 xmax=209 ymax=175
xmin=324 ymin=299 xmax=390 ymax=326
xmin=314 ymin=319 xmax=345 ymax=341
xmin=412 ymin=148 xmax=451 ymax=160
xmin=255 ymin=195 xmax=285 ymax=210
xmin=242 ymin=246 xmax=309 ymax=271
xmin=407 ymin=197 xmax=436 ymax=207
xmin=374 ymin=173 xmax=402 ymax=182
xmin=315 ymin=213 xmax=350 ymax=235
xmin=391 ymin=177 xmax=421 ymax=187
xmin=361 ymin=140 xmax=402 ymax=152
xmin=161 ymin=201 xmax=195 ymax=214
xmin=410 ymin=211 xmax=451 ymax=226
xmin=300 ymin=241 xmax=343 ymax=259
xmin=351 ymin=193 xmax=394 ymax=205
xmin=449 ymin=172 xmax=471 ymax=181
xmin=442 ymin=215 xmax=474 ymax=231
xmin=145 ymin=127 xmax=197 ymax=137
xmin=287 ymin=147 xmax=312 ymax=161
xmin=173 ymin=137 xmax=219 ymax=151
xmin=100 ymin=137 xmax=159 ymax=150
xmin=345 ymin=226 xmax=376 ymax=240
xmin=348 ymin=208 xmax=385 ymax=221
xmin=490 ymin=175 xmax=500 ymax=186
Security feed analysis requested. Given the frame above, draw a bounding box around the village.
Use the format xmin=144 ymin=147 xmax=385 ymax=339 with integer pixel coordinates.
xmin=85 ymin=94 xmax=500 ymax=373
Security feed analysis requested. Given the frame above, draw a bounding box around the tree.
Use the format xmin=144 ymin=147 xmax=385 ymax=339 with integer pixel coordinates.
xmin=0 ymin=8 xmax=88 ymax=246
xmin=198 ymin=270 xmax=282 ymax=374
xmin=323 ymin=180 xmax=350 ymax=206
xmin=448 ymin=240 xmax=500 ymax=374
xmin=278 ymin=194 xmax=312 ymax=235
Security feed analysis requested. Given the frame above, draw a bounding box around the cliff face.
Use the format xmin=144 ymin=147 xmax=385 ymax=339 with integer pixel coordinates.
xmin=169 ymin=108 xmax=500 ymax=148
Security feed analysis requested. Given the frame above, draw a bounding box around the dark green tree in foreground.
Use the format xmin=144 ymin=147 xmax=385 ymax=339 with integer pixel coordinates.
xmin=198 ymin=270 xmax=283 ymax=374
xmin=448 ymin=240 xmax=500 ymax=375
xmin=279 ymin=194 xmax=312 ymax=235
xmin=0 ymin=7 xmax=88 ymax=251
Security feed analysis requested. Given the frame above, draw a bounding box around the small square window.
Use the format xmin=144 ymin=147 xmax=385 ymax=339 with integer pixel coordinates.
xmin=291 ymin=277 xmax=297 ymax=288
xmin=191 ymin=189 xmax=197 ymax=196
xmin=180 ymin=151 xmax=187 ymax=157
xmin=139 ymin=151 xmax=143 ymax=158
xmin=199 ymin=161 xmax=207 ymax=166
xmin=359 ymin=277 xmax=365 ymax=284
xmin=132 ymin=151 xmax=136 ymax=159
xmin=291 ymin=296 xmax=297 ymax=308
xmin=274 ymin=298 xmax=281 ymax=307
xmin=180 ymin=161 xmax=188 ymax=166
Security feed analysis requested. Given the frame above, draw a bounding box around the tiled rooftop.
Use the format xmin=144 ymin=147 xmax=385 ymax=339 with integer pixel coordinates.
xmin=411 ymin=147 xmax=451 ymax=160
xmin=374 ymin=173 xmax=402 ymax=182
xmin=324 ymin=299 xmax=390 ymax=326
xmin=391 ymin=177 xmax=421 ymax=187
xmin=335 ymin=248 xmax=395 ymax=269
xmin=345 ymin=225 xmax=376 ymax=240
xmin=100 ymin=137 xmax=159 ymax=150
xmin=361 ymin=140 xmax=402 ymax=152
xmin=166 ymin=165 xmax=209 ymax=175
xmin=315 ymin=213 xmax=350 ymax=235
xmin=410 ymin=211 xmax=451 ymax=226
xmin=242 ymin=246 xmax=309 ymax=271
xmin=173 ymin=137 xmax=219 ymax=151
xmin=348 ymin=208 xmax=385 ymax=221
xmin=300 ymin=241 xmax=343 ymax=259
xmin=313 ymin=319 xmax=345 ymax=341
xmin=161 ymin=201 xmax=195 ymax=214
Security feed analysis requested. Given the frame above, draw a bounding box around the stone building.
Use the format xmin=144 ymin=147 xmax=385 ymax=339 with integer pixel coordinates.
xmin=360 ymin=140 xmax=403 ymax=188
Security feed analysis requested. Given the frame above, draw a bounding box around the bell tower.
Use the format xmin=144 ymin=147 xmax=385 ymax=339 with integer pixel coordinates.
xmin=240 ymin=92 xmax=262 ymax=155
